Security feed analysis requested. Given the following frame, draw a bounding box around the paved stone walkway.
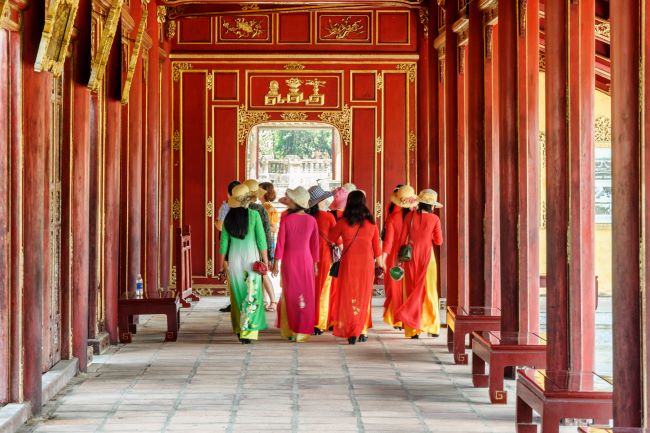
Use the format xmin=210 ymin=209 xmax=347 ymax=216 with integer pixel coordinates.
xmin=20 ymin=297 xmax=555 ymax=433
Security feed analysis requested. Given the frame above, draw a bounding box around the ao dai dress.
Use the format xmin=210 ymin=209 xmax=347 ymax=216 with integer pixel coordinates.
xmin=313 ymin=210 xmax=337 ymax=331
xmin=394 ymin=211 xmax=443 ymax=337
xmin=219 ymin=209 xmax=268 ymax=340
xmin=381 ymin=209 xmax=411 ymax=327
xmin=328 ymin=219 xmax=381 ymax=339
xmin=274 ymin=212 xmax=320 ymax=342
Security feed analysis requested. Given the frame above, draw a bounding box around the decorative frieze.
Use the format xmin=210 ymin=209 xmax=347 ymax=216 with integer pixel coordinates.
xmin=172 ymin=130 xmax=181 ymax=151
xmin=172 ymin=62 xmax=192 ymax=82
xmin=318 ymin=105 xmax=352 ymax=147
xmin=418 ymin=8 xmax=429 ymax=39
xmin=396 ymin=63 xmax=416 ymax=83
xmin=280 ymin=112 xmax=308 ymax=121
xmin=408 ymin=131 xmax=417 ymax=152
xmin=283 ymin=62 xmax=305 ymax=71
xmin=595 ymin=20 xmax=610 ymax=41
xmin=238 ymin=106 xmax=270 ymax=145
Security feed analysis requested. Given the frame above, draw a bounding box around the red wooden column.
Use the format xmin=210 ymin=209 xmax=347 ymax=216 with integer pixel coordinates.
xmin=416 ymin=7 xmax=431 ymax=190
xmin=516 ymin=0 xmax=540 ymax=334
xmin=427 ymin=3 xmax=440 ymax=194
xmin=479 ymin=0 xmax=500 ymax=309
xmin=159 ymin=47 xmax=172 ymax=290
xmin=444 ymin=1 xmax=460 ymax=319
xmin=610 ymin=0 xmax=643 ymax=427
xmin=452 ymin=11 xmax=469 ymax=308
xmin=0 ymin=25 xmax=11 ymax=405
xmin=644 ymin=0 xmax=650 ymax=424
xmin=497 ymin=0 xmax=519 ymax=335
xmin=145 ymin=9 xmax=161 ymax=296
xmin=103 ymin=36 xmax=123 ymax=343
xmin=433 ymin=32 xmax=447 ymax=302
xmin=22 ymin=2 xmax=50 ymax=410
xmin=465 ymin=0 xmax=485 ymax=307
xmin=545 ymin=0 xmax=595 ymax=374
xmin=567 ymin=0 xmax=595 ymax=372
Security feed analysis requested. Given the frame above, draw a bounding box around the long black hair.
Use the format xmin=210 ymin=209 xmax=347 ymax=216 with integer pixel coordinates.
xmin=306 ymin=203 xmax=320 ymax=217
xmin=418 ymin=202 xmax=433 ymax=213
xmin=343 ymin=190 xmax=374 ymax=226
xmin=387 ymin=184 xmax=404 ymax=215
xmin=224 ymin=207 xmax=249 ymax=239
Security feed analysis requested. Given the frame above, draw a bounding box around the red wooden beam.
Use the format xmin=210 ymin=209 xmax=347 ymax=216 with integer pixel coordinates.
xmin=0 ymin=27 xmax=10 ymax=405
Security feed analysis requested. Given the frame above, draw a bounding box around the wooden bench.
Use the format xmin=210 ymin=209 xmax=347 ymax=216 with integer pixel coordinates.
xmin=516 ymin=368 xmax=613 ymax=433
xmin=118 ymin=225 xmax=196 ymax=343
xmin=578 ymin=428 xmax=648 ymax=433
xmin=446 ymin=306 xmax=501 ymax=364
xmin=471 ymin=331 xmax=546 ymax=404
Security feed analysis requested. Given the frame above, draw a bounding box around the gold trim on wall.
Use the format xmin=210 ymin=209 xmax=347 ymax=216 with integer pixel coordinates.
xmin=172 ymin=62 xmax=192 ymax=81
xmin=284 ymin=62 xmax=306 ymax=70
xmin=172 ymin=199 xmax=181 ymax=220
xmin=280 ymin=112 xmax=308 ymax=121
xmin=238 ymin=105 xmax=270 ymax=145
xmin=318 ymin=105 xmax=351 ymax=146
xmin=35 ymin=0 xmax=79 ymax=76
xmin=396 ymin=63 xmax=416 ymax=83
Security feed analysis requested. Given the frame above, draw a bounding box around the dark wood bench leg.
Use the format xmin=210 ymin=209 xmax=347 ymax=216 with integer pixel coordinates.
xmin=128 ymin=315 xmax=137 ymax=334
xmin=540 ymin=410 xmax=561 ymax=433
xmin=453 ymin=330 xmax=468 ymax=364
xmin=165 ymin=307 xmax=179 ymax=341
xmin=516 ymin=395 xmax=536 ymax=433
xmin=489 ymin=361 xmax=507 ymax=404
xmin=119 ymin=311 xmax=132 ymax=344
xmin=472 ymin=352 xmax=488 ymax=387
xmin=447 ymin=327 xmax=454 ymax=353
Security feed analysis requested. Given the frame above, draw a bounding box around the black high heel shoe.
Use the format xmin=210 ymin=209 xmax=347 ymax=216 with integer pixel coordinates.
xmin=358 ymin=334 xmax=368 ymax=343
xmin=410 ymin=335 xmax=419 ymax=339
xmin=314 ymin=327 xmax=323 ymax=336
xmin=240 ymin=338 xmax=251 ymax=344
xmin=347 ymin=337 xmax=357 ymax=345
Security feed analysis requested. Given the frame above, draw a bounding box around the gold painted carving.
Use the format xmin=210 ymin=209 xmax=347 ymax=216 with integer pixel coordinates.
xmin=539 ymin=131 xmax=546 ymax=169
xmin=594 ymin=116 xmax=611 ymax=143
xmin=223 ymin=17 xmax=264 ymax=38
xmin=408 ymin=131 xmax=417 ymax=152
xmin=397 ymin=63 xmax=416 ymax=83
xmin=206 ymin=201 xmax=214 ymax=218
xmin=418 ymin=8 xmax=429 ymax=38
xmin=281 ymin=112 xmax=308 ymax=121
xmin=156 ymin=5 xmax=166 ymax=23
xmin=238 ymin=106 xmax=270 ymax=146
xmin=264 ymin=78 xmax=326 ymax=106
xmin=170 ymin=265 xmax=177 ymax=286
xmin=0 ymin=0 xmax=18 ymax=31
xmin=595 ymin=21 xmax=610 ymax=40
xmin=206 ymin=259 xmax=214 ymax=277
xmin=167 ymin=20 xmax=176 ymax=39
xmin=375 ymin=136 xmax=383 ymax=153
xmin=172 ymin=62 xmax=192 ymax=81
xmin=206 ymin=136 xmax=213 ymax=152
xmin=539 ymin=50 xmax=546 ymax=71
xmin=172 ymin=130 xmax=181 ymax=151
xmin=284 ymin=63 xmax=305 ymax=71
xmin=172 ymin=199 xmax=181 ymax=220
xmin=34 ymin=0 xmax=80 ymax=76
xmin=88 ymin=0 xmax=124 ymax=91
xmin=318 ymin=105 xmax=351 ymax=147
xmin=121 ymin=1 xmax=148 ymax=105
xmin=207 ymin=72 xmax=214 ymax=90
xmin=518 ymin=0 xmax=527 ymax=36
xmin=376 ymin=73 xmax=383 ymax=91
xmin=324 ymin=16 xmax=365 ymax=40
xmin=375 ymin=201 xmax=383 ymax=219
xmin=241 ymin=3 xmax=259 ymax=11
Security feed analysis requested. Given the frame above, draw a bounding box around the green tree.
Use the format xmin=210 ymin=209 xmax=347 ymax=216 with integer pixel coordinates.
xmin=267 ymin=128 xmax=333 ymax=159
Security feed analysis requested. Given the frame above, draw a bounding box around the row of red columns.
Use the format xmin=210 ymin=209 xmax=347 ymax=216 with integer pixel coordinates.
xmin=0 ymin=0 xmax=173 ymax=413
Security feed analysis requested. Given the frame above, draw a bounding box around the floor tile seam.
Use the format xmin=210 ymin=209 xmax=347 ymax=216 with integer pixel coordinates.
xmin=225 ymin=343 xmax=253 ymax=433
xmin=291 ymin=344 xmax=299 ymax=433
xmin=419 ymin=341 xmax=490 ymax=426
xmin=160 ymin=311 xmax=222 ymax=433
xmin=374 ymin=334 xmax=432 ymax=433
xmin=338 ymin=346 xmax=365 ymax=433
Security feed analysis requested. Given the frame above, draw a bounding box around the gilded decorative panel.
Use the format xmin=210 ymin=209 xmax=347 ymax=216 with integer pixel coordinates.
xmin=317 ymin=13 xmax=371 ymax=43
xmin=35 ymin=0 xmax=80 ymax=76
xmin=218 ymin=15 xmax=271 ymax=43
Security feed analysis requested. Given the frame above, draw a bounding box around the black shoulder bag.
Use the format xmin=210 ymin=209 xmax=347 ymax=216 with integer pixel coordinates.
xmin=329 ymin=224 xmax=361 ymax=278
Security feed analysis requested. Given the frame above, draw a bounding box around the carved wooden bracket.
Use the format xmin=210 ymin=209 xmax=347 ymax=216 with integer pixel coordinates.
xmin=121 ymin=1 xmax=148 ymax=104
xmin=34 ymin=0 xmax=80 ymax=76
xmin=88 ymin=0 xmax=124 ymax=92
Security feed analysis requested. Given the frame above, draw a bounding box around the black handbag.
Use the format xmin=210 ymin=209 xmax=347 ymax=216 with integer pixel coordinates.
xmin=329 ymin=224 xmax=361 ymax=278
xmin=397 ymin=213 xmax=414 ymax=262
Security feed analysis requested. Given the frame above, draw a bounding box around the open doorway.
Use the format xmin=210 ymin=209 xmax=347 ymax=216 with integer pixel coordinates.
xmin=246 ymin=122 xmax=342 ymax=201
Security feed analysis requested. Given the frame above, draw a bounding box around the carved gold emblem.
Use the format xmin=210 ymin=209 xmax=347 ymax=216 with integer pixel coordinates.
xmin=88 ymin=0 xmax=123 ymax=91
xmin=167 ymin=20 xmax=177 ymax=39
xmin=264 ymin=77 xmax=327 ymax=106
xmin=223 ymin=17 xmax=264 ymax=38
xmin=281 ymin=112 xmax=308 ymax=121
xmin=324 ymin=16 xmax=365 ymax=40
xmin=172 ymin=199 xmax=181 ymax=220
xmin=172 ymin=62 xmax=192 ymax=82
xmin=397 ymin=63 xmax=417 ymax=83
xmin=284 ymin=63 xmax=305 ymax=71
xmin=238 ymin=106 xmax=270 ymax=145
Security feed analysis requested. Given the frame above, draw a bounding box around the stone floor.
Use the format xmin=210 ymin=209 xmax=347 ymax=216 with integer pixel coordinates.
xmin=20 ymin=297 xmax=583 ymax=433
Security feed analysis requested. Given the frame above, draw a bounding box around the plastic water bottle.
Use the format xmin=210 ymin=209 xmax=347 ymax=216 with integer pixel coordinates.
xmin=135 ymin=274 xmax=144 ymax=299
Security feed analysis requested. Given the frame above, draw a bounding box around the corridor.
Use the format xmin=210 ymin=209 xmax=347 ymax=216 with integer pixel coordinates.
xmin=18 ymin=298 xmax=531 ymax=433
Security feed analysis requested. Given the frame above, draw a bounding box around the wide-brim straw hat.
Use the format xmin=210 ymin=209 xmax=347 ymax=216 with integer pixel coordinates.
xmin=243 ymin=179 xmax=267 ymax=199
xmin=308 ymin=185 xmax=334 ymax=208
xmin=418 ymin=189 xmax=443 ymax=208
xmin=228 ymin=184 xmax=253 ymax=208
xmin=342 ymin=182 xmax=357 ymax=192
xmin=285 ymin=186 xmax=310 ymax=209
xmin=329 ymin=187 xmax=349 ymax=210
xmin=391 ymin=185 xmax=418 ymax=208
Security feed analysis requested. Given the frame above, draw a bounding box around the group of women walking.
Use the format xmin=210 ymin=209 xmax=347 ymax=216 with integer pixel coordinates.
xmin=215 ymin=180 xmax=443 ymax=345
